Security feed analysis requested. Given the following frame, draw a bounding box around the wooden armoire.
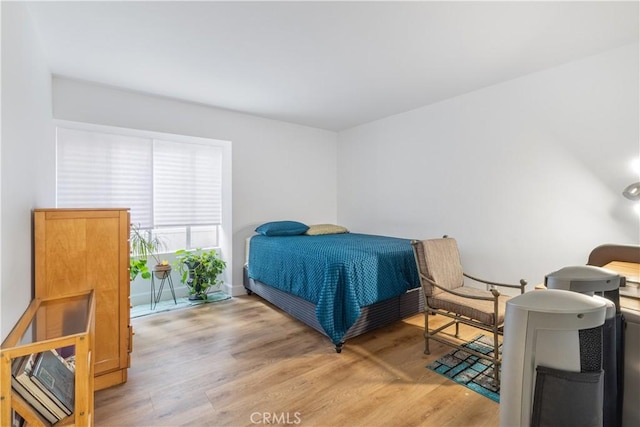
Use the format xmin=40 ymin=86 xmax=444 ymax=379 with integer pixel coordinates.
xmin=34 ymin=208 xmax=132 ymax=390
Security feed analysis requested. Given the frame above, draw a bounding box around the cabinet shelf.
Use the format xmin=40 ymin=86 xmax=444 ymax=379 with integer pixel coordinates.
xmin=1 ymin=291 xmax=95 ymax=426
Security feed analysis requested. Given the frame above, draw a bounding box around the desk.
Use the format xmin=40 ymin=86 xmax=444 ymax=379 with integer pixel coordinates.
xmin=605 ymin=261 xmax=640 ymax=282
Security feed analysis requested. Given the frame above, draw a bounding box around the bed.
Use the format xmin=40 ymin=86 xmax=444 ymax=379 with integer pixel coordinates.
xmin=243 ymin=223 xmax=423 ymax=352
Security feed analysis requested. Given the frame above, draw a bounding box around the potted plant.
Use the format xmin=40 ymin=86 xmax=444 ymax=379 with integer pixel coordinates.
xmin=130 ymin=224 xmax=169 ymax=281
xmin=174 ymin=248 xmax=226 ymax=300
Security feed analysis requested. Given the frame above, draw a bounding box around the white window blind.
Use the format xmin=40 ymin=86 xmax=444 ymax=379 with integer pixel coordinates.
xmin=153 ymin=139 xmax=222 ymax=226
xmin=56 ymin=127 xmax=153 ymax=226
xmin=56 ymin=127 xmax=223 ymax=229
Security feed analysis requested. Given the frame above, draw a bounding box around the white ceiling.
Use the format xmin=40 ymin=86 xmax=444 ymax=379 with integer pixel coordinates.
xmin=26 ymin=1 xmax=639 ymax=131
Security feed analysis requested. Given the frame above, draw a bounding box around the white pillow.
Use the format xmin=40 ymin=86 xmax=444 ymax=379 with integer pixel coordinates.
xmin=305 ymin=224 xmax=349 ymax=236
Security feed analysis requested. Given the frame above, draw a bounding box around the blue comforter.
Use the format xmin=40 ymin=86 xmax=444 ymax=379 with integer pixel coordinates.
xmin=247 ymin=233 xmax=420 ymax=344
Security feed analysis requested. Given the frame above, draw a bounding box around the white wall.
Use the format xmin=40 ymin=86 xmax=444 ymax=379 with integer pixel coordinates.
xmin=338 ymin=43 xmax=639 ymax=290
xmin=1 ymin=2 xmax=54 ymax=339
xmin=52 ymin=77 xmax=338 ymax=298
xmin=3 ymin=3 xmax=636 ymax=331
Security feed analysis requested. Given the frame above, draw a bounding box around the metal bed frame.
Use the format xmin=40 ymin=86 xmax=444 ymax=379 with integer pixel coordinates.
xmin=243 ymin=266 xmax=424 ymax=352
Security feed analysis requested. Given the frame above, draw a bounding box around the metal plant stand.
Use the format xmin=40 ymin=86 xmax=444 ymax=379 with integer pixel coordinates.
xmin=151 ymin=269 xmax=177 ymax=309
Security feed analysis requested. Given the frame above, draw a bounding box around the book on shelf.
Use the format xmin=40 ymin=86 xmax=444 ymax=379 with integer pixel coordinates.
xmin=10 ymin=356 xmax=60 ymax=424
xmin=12 ymin=410 xmax=25 ymax=427
xmin=30 ymin=350 xmax=75 ymax=415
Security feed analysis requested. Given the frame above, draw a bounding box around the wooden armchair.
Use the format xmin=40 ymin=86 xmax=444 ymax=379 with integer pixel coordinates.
xmin=411 ymin=236 xmax=527 ymax=386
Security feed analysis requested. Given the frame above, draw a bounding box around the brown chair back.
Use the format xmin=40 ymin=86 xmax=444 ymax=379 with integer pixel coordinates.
xmin=413 ymin=237 xmax=464 ymax=297
xmin=587 ymin=244 xmax=640 ymax=266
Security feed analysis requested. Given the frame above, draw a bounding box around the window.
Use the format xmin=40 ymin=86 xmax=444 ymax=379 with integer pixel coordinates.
xmin=56 ymin=123 xmax=228 ymax=251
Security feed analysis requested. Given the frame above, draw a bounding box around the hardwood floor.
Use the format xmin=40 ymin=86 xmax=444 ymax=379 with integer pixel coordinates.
xmin=95 ymin=295 xmax=499 ymax=426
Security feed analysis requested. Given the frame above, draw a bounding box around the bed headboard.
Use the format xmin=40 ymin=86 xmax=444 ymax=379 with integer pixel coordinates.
xmin=245 ymin=236 xmax=253 ymax=266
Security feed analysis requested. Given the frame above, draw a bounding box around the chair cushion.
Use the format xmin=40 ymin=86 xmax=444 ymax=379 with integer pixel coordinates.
xmin=427 ymin=286 xmax=510 ymax=325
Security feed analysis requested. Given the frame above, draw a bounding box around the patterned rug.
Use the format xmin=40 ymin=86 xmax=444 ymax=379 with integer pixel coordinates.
xmin=426 ymin=335 xmax=501 ymax=402
xmin=131 ymin=291 xmax=231 ymax=318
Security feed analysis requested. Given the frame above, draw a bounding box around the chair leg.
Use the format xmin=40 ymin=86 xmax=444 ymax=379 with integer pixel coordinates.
xmin=454 ymin=316 xmax=460 ymax=339
xmin=424 ymin=310 xmax=430 ymax=355
xmin=493 ymin=326 xmax=500 ymax=387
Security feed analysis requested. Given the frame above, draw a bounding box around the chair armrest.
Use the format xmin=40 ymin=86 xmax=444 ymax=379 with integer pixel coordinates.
xmin=419 ymin=273 xmax=497 ymax=301
xmin=464 ymin=273 xmax=527 ymax=294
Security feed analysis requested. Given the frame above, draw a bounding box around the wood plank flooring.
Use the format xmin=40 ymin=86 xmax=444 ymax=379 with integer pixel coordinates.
xmin=94 ymin=295 xmax=499 ymax=426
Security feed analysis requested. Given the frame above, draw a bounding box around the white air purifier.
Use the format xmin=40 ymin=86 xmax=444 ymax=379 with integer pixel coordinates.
xmin=545 ymin=265 xmax=621 ymax=295
xmin=545 ymin=265 xmax=623 ymax=427
xmin=500 ymin=290 xmax=608 ymax=427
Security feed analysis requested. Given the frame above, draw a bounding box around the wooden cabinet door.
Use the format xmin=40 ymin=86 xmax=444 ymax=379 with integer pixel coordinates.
xmin=34 ymin=209 xmax=130 ymax=378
